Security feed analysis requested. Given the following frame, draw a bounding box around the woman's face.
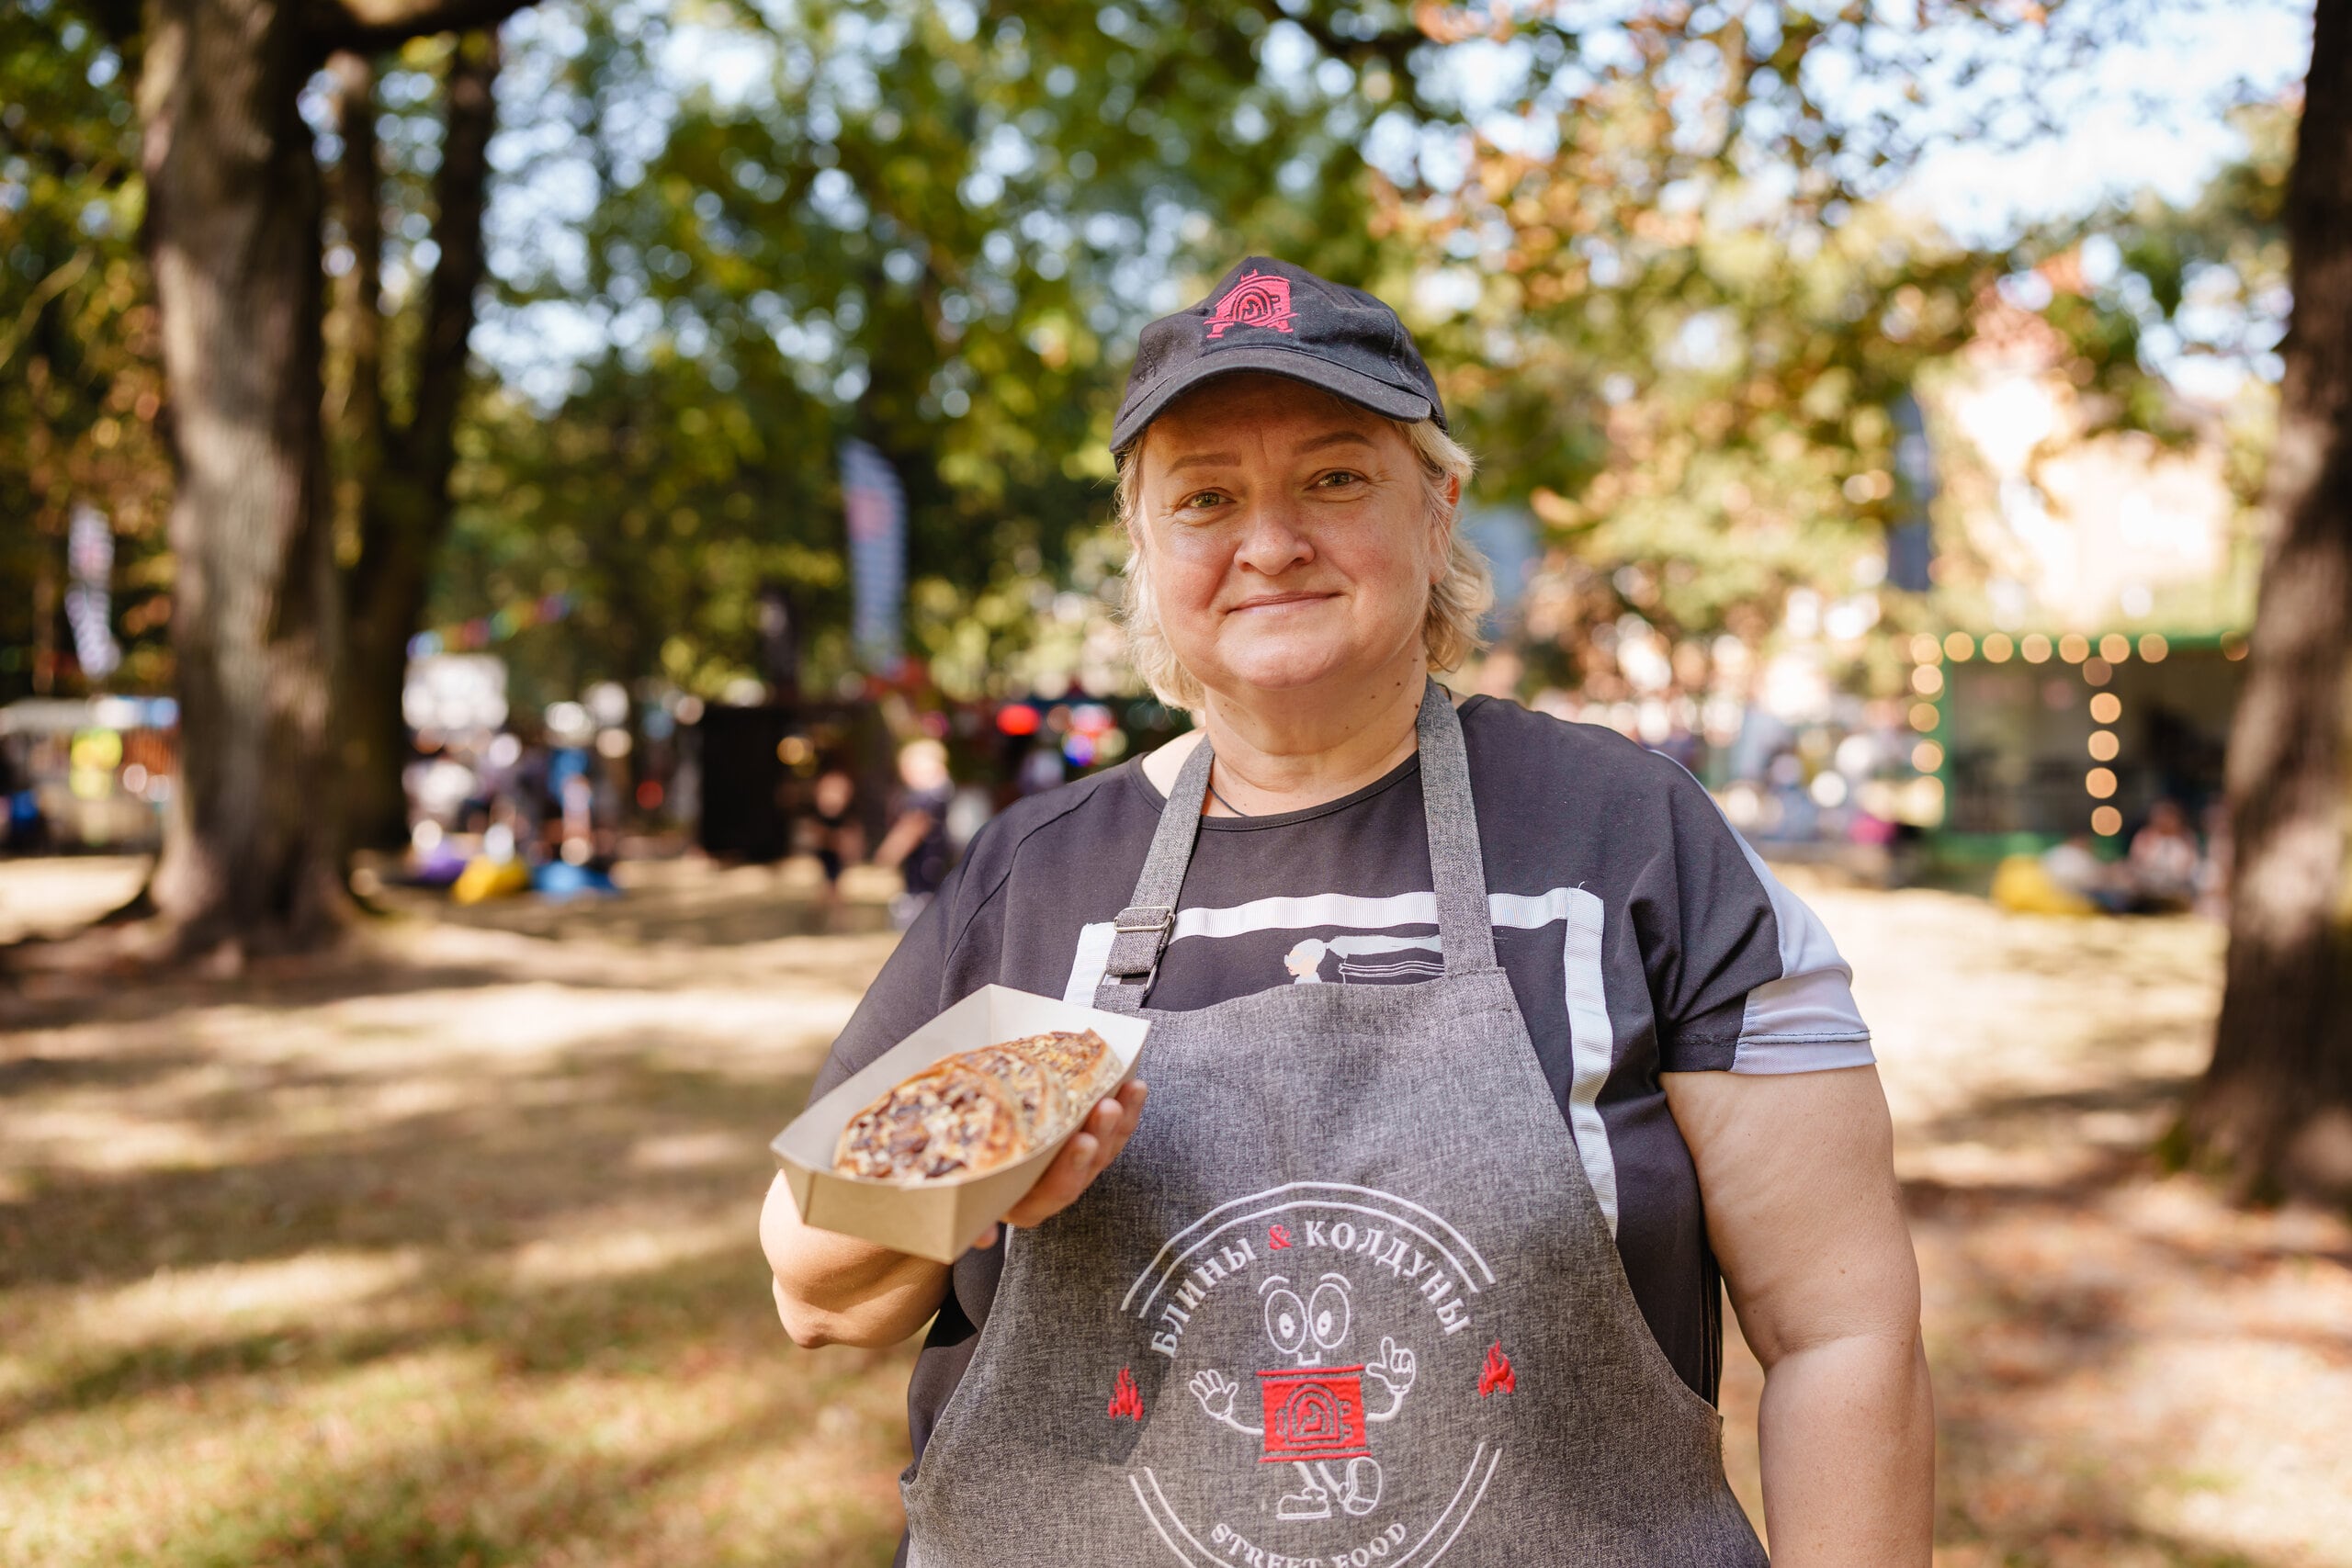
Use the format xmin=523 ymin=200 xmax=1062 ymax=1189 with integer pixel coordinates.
xmin=1134 ymin=375 xmax=1447 ymax=703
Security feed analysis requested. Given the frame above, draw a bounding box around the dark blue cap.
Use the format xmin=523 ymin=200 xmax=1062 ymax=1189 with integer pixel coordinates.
xmin=1112 ymin=256 xmax=1446 ymax=452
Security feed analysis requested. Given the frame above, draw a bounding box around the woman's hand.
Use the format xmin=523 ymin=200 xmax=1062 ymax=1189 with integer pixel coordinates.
xmin=762 ymin=1078 xmax=1149 ymax=1347
xmin=971 ymin=1078 xmax=1148 ymax=1249
xmin=1664 ymin=1065 xmax=1932 ymax=1568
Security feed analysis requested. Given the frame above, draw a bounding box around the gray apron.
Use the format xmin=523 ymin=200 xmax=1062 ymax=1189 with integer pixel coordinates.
xmin=903 ymin=683 xmax=1768 ymax=1566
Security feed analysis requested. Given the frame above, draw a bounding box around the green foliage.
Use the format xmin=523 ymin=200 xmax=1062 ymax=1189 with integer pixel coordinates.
xmin=1406 ymin=167 xmax=1998 ymax=692
xmin=0 ymin=0 xmax=171 ymax=701
xmin=0 ymin=0 xmax=2300 ymax=716
xmin=1342 ymin=12 xmax=2018 ymax=699
xmin=445 ymin=0 xmax=2154 ymax=707
xmin=444 ymin=0 xmax=1383 ymax=701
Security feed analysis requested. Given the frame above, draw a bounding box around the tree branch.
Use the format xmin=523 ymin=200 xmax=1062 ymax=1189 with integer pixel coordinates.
xmin=325 ymin=51 xmax=387 ymax=479
xmin=334 ymin=30 xmax=502 ymax=848
xmin=302 ymin=0 xmax=528 ymax=56
xmin=0 ymin=248 xmax=96 ymax=377
xmin=401 ymin=28 xmax=498 ymax=479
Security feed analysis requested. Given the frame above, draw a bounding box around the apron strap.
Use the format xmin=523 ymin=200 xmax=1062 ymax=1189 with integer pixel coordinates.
xmin=1415 ymin=679 xmax=1499 ymax=976
xmin=1095 ymin=734 xmax=1216 ymax=1005
xmin=1094 ymin=680 xmax=1498 ymax=1007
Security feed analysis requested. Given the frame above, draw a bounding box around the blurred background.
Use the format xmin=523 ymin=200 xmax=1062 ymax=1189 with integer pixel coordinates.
xmin=5 ymin=0 xmax=2349 ymax=1564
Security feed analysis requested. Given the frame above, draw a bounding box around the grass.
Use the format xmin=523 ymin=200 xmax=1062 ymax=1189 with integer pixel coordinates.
xmin=2 ymin=861 xmax=915 ymax=1567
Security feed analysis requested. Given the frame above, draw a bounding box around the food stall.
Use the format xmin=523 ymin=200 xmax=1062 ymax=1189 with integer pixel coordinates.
xmin=0 ymin=695 xmax=178 ymax=852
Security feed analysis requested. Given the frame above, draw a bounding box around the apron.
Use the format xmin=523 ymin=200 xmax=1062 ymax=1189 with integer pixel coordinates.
xmin=902 ymin=682 xmax=1768 ymax=1566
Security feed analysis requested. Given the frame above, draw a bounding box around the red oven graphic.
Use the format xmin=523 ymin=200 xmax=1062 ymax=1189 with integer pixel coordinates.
xmin=1256 ymin=1366 xmax=1370 ymax=1463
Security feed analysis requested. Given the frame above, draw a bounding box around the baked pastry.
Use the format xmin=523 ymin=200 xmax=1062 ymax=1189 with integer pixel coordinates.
xmin=834 ymin=1030 xmax=1117 ymax=1181
xmin=1007 ymin=1029 xmax=1117 ymax=1107
xmin=831 ymin=1060 xmax=1022 ymax=1181
xmin=956 ymin=1044 xmax=1072 ymax=1140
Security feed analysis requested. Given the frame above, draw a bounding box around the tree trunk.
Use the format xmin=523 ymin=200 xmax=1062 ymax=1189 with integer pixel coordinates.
xmin=328 ymin=47 xmax=399 ymax=849
xmin=140 ymin=0 xmax=349 ymax=953
xmin=338 ymin=32 xmax=500 ymax=851
xmin=2191 ymin=0 xmax=2352 ymax=1201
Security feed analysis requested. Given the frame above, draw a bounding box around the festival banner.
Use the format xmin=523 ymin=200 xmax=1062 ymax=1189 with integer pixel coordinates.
xmin=841 ymin=437 xmax=906 ymax=678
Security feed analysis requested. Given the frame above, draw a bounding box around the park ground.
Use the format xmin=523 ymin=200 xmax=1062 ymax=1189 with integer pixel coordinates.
xmin=1 ymin=855 xmax=2347 ymax=1568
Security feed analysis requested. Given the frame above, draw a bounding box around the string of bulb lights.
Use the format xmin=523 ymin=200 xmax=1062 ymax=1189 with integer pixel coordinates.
xmin=1905 ymin=628 xmax=2193 ymax=840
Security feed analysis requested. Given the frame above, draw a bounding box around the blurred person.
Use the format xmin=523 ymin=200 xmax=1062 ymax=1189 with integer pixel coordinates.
xmin=591 ymin=745 xmax=628 ymax=860
xmin=1653 ymin=721 xmax=1703 ymax=774
xmin=474 ymin=730 xmax=525 ymax=809
xmin=943 ymin=784 xmax=994 ymax=856
xmin=2128 ymin=798 xmax=2200 ymax=911
xmin=807 ymin=764 xmax=866 ymax=905
xmin=3 ymin=749 xmax=47 ymax=854
xmin=403 ymin=746 xmax=480 ymax=833
xmin=2042 ymin=831 xmax=2132 ymax=914
xmin=764 ymin=258 xmax=1928 ymax=1567
xmin=6 ymin=784 xmax=47 ymax=855
xmin=1014 ymin=736 xmax=1066 ymax=795
xmin=1763 ymin=749 xmax=1817 ymax=841
xmin=2195 ymin=796 xmax=2232 ymax=920
xmin=873 ymin=738 xmax=954 ymax=930
xmin=512 ymin=731 xmax=552 ymax=852
xmin=548 ymin=741 xmax=594 ymax=863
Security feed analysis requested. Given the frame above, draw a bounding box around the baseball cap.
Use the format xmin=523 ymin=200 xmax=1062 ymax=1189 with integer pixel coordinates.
xmin=1111 ymin=256 xmax=1447 ymax=453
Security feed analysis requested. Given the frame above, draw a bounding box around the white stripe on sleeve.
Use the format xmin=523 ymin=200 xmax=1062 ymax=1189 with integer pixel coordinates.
xmin=1718 ymin=832 xmax=1873 ymax=1073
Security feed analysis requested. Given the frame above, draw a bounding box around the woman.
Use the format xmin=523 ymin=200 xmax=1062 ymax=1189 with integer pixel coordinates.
xmin=763 ymin=258 xmax=1932 ymax=1566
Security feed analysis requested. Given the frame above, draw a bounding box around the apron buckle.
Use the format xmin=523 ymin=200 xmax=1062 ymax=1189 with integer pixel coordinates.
xmin=1105 ymin=905 xmax=1176 ymax=988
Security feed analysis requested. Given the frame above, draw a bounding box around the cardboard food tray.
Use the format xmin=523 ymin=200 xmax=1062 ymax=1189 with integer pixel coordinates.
xmin=772 ymin=984 xmax=1149 ymax=1265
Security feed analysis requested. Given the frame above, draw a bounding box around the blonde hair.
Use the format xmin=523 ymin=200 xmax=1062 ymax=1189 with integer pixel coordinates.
xmin=1114 ymin=411 xmax=1490 ymax=712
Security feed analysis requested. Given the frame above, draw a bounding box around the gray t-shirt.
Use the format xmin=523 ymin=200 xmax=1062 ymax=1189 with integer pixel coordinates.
xmin=808 ymin=694 xmax=1871 ymax=1478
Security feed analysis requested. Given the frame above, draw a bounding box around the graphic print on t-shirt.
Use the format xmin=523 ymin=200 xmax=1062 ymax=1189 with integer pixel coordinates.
xmin=1283 ymin=932 xmax=1445 ymax=985
xmin=1066 ymin=887 xmax=1625 ymax=1235
xmin=1116 ymin=1182 xmax=1508 ymax=1565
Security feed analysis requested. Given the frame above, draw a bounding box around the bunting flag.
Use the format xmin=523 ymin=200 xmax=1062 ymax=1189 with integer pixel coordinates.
xmin=1887 ymin=391 xmax=1938 ymax=594
xmin=408 ymin=592 xmax=575 ymax=660
xmin=842 ymin=437 xmax=906 ymax=678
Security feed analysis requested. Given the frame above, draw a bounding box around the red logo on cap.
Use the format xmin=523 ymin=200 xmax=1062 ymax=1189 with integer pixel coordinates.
xmin=1205 ymin=271 xmax=1295 ymax=339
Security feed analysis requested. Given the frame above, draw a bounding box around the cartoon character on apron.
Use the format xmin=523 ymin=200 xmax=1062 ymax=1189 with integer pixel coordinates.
xmin=899 ymin=684 xmax=1768 ymax=1567
xmin=1188 ymin=1269 xmax=1416 ymax=1520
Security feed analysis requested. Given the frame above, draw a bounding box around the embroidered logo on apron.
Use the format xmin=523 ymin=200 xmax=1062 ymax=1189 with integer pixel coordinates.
xmin=1115 ymin=1181 xmax=1506 ymax=1565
